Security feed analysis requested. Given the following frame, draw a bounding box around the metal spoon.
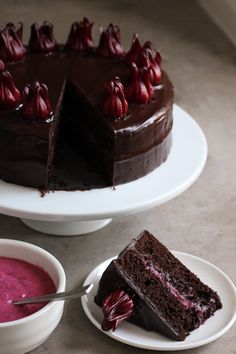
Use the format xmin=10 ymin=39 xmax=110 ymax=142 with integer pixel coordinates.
xmin=12 ymin=284 xmax=93 ymax=305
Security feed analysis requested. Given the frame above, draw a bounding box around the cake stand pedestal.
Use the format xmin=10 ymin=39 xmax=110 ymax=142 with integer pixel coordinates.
xmin=0 ymin=105 xmax=207 ymax=236
xmin=21 ymin=218 xmax=112 ymax=236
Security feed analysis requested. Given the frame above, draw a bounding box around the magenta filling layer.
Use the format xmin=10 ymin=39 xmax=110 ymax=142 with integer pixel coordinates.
xmin=140 ymin=257 xmax=207 ymax=321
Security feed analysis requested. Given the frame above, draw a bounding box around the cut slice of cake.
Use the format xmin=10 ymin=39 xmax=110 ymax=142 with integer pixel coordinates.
xmin=95 ymin=230 xmax=222 ymax=341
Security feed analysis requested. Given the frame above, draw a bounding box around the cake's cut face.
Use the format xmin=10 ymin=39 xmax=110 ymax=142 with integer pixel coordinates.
xmin=95 ymin=231 xmax=222 ymax=341
xmin=0 ymin=21 xmax=173 ymax=192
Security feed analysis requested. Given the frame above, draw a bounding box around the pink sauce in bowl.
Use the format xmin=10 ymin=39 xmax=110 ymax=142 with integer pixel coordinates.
xmin=0 ymin=256 xmax=56 ymax=323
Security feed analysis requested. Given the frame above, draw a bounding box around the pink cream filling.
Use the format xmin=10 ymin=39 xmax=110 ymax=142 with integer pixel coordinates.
xmin=141 ymin=258 xmax=207 ymax=319
xmin=0 ymin=257 xmax=56 ymax=323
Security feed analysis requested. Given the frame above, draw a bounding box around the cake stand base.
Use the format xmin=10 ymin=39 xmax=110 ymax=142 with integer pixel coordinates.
xmin=20 ymin=218 xmax=112 ymax=236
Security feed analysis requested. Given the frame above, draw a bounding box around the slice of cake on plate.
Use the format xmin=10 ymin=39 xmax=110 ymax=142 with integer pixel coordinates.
xmin=95 ymin=230 xmax=222 ymax=341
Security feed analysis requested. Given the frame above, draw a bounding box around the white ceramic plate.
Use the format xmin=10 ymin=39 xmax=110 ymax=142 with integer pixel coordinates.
xmin=81 ymin=252 xmax=236 ymax=351
xmin=0 ymin=105 xmax=207 ymax=221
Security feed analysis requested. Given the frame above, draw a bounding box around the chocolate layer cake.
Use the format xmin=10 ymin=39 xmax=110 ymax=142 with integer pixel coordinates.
xmin=0 ymin=21 xmax=173 ymax=191
xmin=95 ymin=231 xmax=222 ymax=340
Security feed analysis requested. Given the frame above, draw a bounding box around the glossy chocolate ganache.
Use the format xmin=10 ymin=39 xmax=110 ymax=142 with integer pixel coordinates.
xmin=0 ymin=20 xmax=173 ymax=192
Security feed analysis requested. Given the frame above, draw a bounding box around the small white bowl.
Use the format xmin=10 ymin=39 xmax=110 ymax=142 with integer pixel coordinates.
xmin=0 ymin=238 xmax=66 ymax=354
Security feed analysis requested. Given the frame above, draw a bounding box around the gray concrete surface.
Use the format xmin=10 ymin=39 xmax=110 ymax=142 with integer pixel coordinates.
xmin=0 ymin=0 xmax=236 ymax=353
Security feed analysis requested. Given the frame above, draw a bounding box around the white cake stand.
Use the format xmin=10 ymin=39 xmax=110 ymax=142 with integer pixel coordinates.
xmin=0 ymin=105 xmax=207 ymax=236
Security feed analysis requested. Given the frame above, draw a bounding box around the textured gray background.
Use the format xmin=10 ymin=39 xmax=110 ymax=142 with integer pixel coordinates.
xmin=0 ymin=0 xmax=236 ymax=353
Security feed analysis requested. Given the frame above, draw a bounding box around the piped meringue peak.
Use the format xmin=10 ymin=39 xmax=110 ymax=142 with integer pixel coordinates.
xmin=0 ymin=22 xmax=26 ymax=62
xmin=102 ymin=289 xmax=134 ymax=332
xmin=65 ymin=18 xmax=94 ymax=52
xmin=29 ymin=22 xmax=58 ymax=54
xmin=101 ymin=77 xmax=128 ymax=119
xmin=125 ymin=63 xmax=154 ymax=104
xmin=0 ymin=59 xmax=21 ymax=109
xmin=124 ymin=33 xmax=143 ymax=64
xmin=125 ymin=33 xmax=162 ymax=86
xmin=22 ymin=81 xmax=52 ymax=120
xmin=139 ymin=47 xmax=161 ymax=85
xmin=97 ymin=23 xmax=124 ymax=58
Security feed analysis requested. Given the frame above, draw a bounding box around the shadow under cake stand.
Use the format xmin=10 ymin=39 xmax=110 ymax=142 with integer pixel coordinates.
xmin=0 ymin=105 xmax=207 ymax=236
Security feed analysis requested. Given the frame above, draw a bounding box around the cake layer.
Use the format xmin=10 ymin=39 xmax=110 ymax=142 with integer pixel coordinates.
xmin=129 ymin=231 xmax=221 ymax=326
xmin=112 ymin=132 xmax=172 ymax=184
xmin=95 ymin=260 xmax=186 ymax=340
xmin=95 ymin=231 xmax=222 ymax=340
xmin=0 ymin=109 xmax=52 ymax=188
xmin=112 ymin=74 xmax=173 ymax=159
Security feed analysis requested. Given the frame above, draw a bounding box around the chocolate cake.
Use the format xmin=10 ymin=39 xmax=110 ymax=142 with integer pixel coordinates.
xmin=95 ymin=231 xmax=222 ymax=341
xmin=0 ymin=20 xmax=173 ymax=192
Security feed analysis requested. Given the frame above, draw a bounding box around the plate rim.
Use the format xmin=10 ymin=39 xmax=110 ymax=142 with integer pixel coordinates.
xmin=81 ymin=251 xmax=236 ymax=351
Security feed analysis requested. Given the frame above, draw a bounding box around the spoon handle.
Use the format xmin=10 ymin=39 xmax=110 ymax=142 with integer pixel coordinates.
xmin=13 ymin=284 xmax=93 ymax=305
